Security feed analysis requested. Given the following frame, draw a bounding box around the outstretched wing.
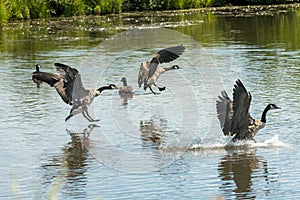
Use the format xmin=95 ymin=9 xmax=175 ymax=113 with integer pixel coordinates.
xmin=151 ymin=45 xmax=185 ymax=64
xmin=147 ymin=45 xmax=185 ymax=81
xmin=54 ymin=63 xmax=87 ymax=104
xmin=31 ymin=64 xmax=72 ymax=105
xmin=231 ymin=79 xmax=253 ymax=137
xmin=32 ymin=70 xmax=61 ymax=87
xmin=216 ymin=90 xmax=233 ymax=136
xmin=138 ymin=62 xmax=149 ymax=88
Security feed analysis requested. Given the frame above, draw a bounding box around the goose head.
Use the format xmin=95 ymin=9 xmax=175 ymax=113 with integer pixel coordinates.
xmin=97 ymin=84 xmax=118 ymax=95
xmin=35 ymin=64 xmax=41 ymax=72
xmin=268 ymin=104 xmax=281 ymax=110
xmin=109 ymin=84 xmax=118 ymax=89
xmin=172 ymin=65 xmax=180 ymax=69
xmin=120 ymin=77 xmax=127 ymax=86
xmin=261 ymin=103 xmax=281 ymax=123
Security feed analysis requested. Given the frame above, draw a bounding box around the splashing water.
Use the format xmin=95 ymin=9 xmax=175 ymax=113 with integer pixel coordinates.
xmin=187 ymin=134 xmax=289 ymax=152
xmin=254 ymin=134 xmax=290 ymax=148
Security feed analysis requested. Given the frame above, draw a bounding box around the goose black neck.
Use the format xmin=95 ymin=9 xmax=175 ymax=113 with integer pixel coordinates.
xmin=164 ymin=66 xmax=176 ymax=71
xmin=164 ymin=67 xmax=172 ymax=71
xmin=122 ymin=79 xmax=128 ymax=86
xmin=98 ymin=86 xmax=112 ymax=93
xmin=261 ymin=105 xmax=270 ymax=123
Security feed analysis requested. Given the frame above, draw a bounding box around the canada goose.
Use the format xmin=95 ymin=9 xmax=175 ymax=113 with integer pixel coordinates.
xmin=138 ymin=45 xmax=185 ymax=95
xmin=216 ymin=79 xmax=281 ymax=142
xmin=32 ymin=63 xmax=117 ymax=122
xmin=119 ymin=77 xmax=134 ymax=105
xmin=119 ymin=77 xmax=134 ymax=97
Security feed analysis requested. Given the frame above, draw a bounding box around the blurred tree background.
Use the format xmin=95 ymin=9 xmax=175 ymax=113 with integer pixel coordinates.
xmin=0 ymin=0 xmax=299 ymax=25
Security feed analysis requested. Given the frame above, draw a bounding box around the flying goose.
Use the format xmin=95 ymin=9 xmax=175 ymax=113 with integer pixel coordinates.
xmin=138 ymin=45 xmax=185 ymax=95
xmin=32 ymin=63 xmax=117 ymax=122
xmin=216 ymin=79 xmax=281 ymax=142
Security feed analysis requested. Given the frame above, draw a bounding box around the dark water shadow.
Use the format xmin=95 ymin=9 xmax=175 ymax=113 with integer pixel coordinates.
xmin=218 ymin=148 xmax=277 ymax=199
xmin=40 ymin=124 xmax=99 ymax=198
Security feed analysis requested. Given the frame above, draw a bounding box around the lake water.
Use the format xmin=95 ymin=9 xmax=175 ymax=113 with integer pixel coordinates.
xmin=0 ymin=5 xmax=300 ymax=199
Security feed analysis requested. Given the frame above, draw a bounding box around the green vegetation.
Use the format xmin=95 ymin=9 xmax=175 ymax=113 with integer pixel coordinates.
xmin=0 ymin=0 xmax=299 ymax=25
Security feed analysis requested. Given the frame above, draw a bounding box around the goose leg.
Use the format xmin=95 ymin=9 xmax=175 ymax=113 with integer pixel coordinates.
xmin=153 ymin=83 xmax=165 ymax=91
xmin=82 ymin=112 xmax=92 ymax=122
xmin=65 ymin=113 xmax=73 ymax=122
xmin=66 ymin=129 xmax=72 ymax=134
xmin=154 ymin=83 xmax=166 ymax=92
xmin=149 ymin=86 xmax=159 ymax=95
xmin=84 ymin=110 xmax=100 ymax=122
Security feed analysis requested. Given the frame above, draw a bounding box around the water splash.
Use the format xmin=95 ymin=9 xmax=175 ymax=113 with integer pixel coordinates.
xmin=253 ymin=134 xmax=290 ymax=148
xmin=164 ymin=134 xmax=290 ymax=152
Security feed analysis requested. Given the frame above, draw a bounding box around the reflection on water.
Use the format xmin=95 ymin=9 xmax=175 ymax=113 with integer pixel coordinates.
xmin=140 ymin=115 xmax=167 ymax=145
xmin=120 ymin=94 xmax=134 ymax=105
xmin=119 ymin=90 xmax=134 ymax=106
xmin=218 ymin=148 xmax=276 ymax=199
xmin=41 ymin=125 xmax=98 ymax=198
xmin=66 ymin=124 xmax=100 ymax=139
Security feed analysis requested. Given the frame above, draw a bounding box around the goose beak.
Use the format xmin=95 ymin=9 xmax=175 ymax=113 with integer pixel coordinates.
xmin=274 ymin=105 xmax=281 ymax=109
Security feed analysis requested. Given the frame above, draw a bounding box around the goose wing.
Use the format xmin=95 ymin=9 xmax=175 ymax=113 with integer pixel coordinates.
xmin=32 ymin=70 xmax=61 ymax=86
xmin=31 ymin=64 xmax=72 ymax=105
xmin=54 ymin=63 xmax=78 ymax=83
xmin=147 ymin=45 xmax=185 ymax=81
xmin=138 ymin=62 xmax=149 ymax=88
xmin=54 ymin=63 xmax=87 ymax=104
xmin=216 ymin=90 xmax=233 ymax=136
xmin=151 ymin=45 xmax=185 ymax=64
xmin=231 ymin=79 xmax=253 ymax=137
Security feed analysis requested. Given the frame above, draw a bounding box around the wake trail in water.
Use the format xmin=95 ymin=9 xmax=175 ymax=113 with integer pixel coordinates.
xmin=160 ymin=134 xmax=290 ymax=152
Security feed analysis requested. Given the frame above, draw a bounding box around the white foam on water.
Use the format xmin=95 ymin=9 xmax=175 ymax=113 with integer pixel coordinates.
xmin=253 ymin=134 xmax=290 ymax=148
xmin=165 ymin=134 xmax=291 ymax=153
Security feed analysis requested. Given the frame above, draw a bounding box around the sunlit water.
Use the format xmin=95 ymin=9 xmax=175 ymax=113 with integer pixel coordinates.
xmin=0 ymin=6 xmax=300 ymax=199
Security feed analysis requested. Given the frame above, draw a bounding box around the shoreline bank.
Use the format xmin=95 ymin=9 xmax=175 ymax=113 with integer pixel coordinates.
xmin=1 ymin=3 xmax=299 ymax=27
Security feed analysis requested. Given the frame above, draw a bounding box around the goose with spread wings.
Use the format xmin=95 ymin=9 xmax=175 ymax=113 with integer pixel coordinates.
xmin=216 ymin=79 xmax=280 ymax=142
xmin=32 ymin=63 xmax=117 ymax=122
xmin=138 ymin=45 xmax=185 ymax=95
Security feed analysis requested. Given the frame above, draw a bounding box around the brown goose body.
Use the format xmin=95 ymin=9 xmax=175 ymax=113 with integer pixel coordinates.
xmin=119 ymin=77 xmax=134 ymax=96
